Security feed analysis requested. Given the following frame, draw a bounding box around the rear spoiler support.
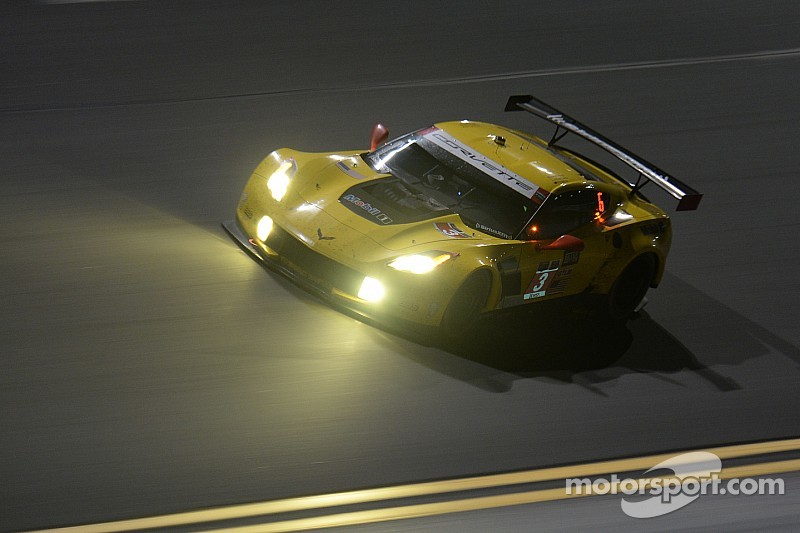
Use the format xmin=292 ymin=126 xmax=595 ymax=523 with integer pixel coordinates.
xmin=505 ymin=95 xmax=702 ymax=211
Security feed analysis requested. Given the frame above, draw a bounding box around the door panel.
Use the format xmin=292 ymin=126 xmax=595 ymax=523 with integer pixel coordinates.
xmin=513 ymin=187 xmax=613 ymax=305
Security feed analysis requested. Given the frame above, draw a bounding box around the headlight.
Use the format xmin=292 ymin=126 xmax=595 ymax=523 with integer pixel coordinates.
xmin=267 ymin=160 xmax=295 ymax=202
xmin=387 ymin=252 xmax=458 ymax=274
xmin=256 ymin=215 xmax=274 ymax=241
xmin=358 ymin=277 xmax=385 ymax=302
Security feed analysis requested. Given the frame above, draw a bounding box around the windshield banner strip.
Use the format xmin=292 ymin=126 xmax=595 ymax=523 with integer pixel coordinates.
xmin=422 ymin=128 xmax=543 ymax=200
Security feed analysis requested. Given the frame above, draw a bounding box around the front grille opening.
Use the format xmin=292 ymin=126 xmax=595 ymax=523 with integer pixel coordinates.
xmin=266 ymin=226 xmax=363 ymax=296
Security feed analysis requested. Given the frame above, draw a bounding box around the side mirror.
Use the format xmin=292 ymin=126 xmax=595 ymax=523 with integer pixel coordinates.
xmin=538 ymin=234 xmax=585 ymax=252
xmin=370 ymin=123 xmax=389 ymax=151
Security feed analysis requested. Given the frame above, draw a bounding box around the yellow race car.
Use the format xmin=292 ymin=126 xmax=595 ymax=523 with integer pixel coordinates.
xmin=223 ymin=95 xmax=701 ymax=334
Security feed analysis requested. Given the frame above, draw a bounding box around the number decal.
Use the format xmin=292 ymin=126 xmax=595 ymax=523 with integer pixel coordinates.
xmin=521 ymin=255 xmax=576 ymax=303
xmin=524 ymin=260 xmax=561 ymax=300
xmin=532 ymin=272 xmax=549 ymax=292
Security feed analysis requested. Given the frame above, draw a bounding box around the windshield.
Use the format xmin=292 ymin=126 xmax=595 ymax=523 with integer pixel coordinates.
xmin=364 ymin=128 xmax=540 ymax=239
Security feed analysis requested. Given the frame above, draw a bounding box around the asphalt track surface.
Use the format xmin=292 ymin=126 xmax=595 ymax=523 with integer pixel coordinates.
xmin=2 ymin=1 xmax=800 ymax=531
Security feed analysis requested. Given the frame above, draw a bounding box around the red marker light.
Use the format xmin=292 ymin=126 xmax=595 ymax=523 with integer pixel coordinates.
xmin=370 ymin=124 xmax=389 ymax=151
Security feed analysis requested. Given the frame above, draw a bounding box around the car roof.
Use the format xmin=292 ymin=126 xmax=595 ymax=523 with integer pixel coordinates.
xmin=433 ymin=120 xmax=591 ymax=193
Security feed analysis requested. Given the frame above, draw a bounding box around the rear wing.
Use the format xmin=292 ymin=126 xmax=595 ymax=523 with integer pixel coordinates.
xmin=505 ymin=95 xmax=702 ymax=211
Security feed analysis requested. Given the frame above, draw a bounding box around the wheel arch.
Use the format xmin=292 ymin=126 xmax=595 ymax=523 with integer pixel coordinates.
xmin=616 ymin=250 xmax=661 ymax=288
xmin=648 ymin=250 xmax=665 ymax=288
xmin=592 ymin=245 xmax=665 ymax=295
xmin=439 ymin=267 xmax=496 ymax=331
xmin=604 ymin=251 xmax=659 ymax=321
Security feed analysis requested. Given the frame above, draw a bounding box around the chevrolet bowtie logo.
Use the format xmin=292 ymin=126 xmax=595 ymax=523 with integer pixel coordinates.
xmin=317 ymin=228 xmax=335 ymax=240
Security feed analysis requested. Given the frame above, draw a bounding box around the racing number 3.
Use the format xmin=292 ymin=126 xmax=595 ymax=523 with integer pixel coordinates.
xmin=532 ymin=272 xmax=549 ymax=292
xmin=524 ymin=262 xmax=560 ymax=300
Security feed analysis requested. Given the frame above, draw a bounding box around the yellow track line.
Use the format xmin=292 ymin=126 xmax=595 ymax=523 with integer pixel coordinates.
xmin=216 ymin=459 xmax=800 ymax=533
xmin=35 ymin=438 xmax=800 ymax=533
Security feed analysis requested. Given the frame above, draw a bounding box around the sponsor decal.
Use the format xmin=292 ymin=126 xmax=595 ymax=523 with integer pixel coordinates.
xmin=475 ymin=222 xmax=512 ymax=240
xmin=563 ymin=250 xmax=580 ymax=266
xmin=423 ymin=128 xmax=544 ymax=200
xmin=341 ymin=193 xmax=393 ymax=224
xmin=434 ymin=222 xmax=472 ymax=239
xmin=398 ymin=300 xmax=420 ymax=312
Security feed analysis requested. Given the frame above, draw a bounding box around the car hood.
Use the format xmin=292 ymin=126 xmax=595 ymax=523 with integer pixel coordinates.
xmin=286 ymin=155 xmax=493 ymax=257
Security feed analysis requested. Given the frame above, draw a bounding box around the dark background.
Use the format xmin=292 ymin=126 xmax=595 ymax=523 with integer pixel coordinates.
xmin=2 ymin=1 xmax=799 ymax=530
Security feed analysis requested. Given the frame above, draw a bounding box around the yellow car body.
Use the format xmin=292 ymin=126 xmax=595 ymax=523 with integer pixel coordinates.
xmin=224 ymin=96 xmax=701 ymax=332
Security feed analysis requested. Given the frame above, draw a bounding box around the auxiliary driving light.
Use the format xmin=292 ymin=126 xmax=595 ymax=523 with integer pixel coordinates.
xmin=256 ymin=216 xmax=274 ymax=241
xmin=358 ymin=277 xmax=385 ymax=302
xmin=267 ymin=161 xmax=294 ymax=202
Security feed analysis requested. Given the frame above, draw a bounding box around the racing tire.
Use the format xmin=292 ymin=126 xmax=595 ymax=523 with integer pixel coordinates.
xmin=605 ymin=254 xmax=656 ymax=321
xmin=441 ymin=270 xmax=492 ymax=338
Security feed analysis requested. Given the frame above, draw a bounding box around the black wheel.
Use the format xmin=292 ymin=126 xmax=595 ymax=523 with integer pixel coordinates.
xmin=441 ymin=270 xmax=492 ymax=337
xmin=606 ymin=254 xmax=656 ymax=321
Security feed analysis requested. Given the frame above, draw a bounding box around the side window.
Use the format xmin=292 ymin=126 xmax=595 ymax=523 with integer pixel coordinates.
xmin=528 ymin=189 xmax=610 ymax=239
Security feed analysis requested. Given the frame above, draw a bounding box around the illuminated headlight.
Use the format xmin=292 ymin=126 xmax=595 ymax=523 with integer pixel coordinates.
xmin=256 ymin=215 xmax=274 ymax=241
xmin=358 ymin=277 xmax=384 ymax=302
xmin=267 ymin=161 xmax=294 ymax=202
xmin=387 ymin=252 xmax=457 ymax=274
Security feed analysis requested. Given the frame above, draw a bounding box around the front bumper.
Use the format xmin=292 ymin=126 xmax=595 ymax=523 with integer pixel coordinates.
xmin=224 ymin=218 xmax=365 ymax=302
xmin=223 ymin=219 xmax=444 ymax=330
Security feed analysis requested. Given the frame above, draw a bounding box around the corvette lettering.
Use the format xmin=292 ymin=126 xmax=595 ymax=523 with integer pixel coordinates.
xmin=342 ymin=193 xmax=393 ymax=224
xmin=423 ymin=129 xmax=542 ymax=199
